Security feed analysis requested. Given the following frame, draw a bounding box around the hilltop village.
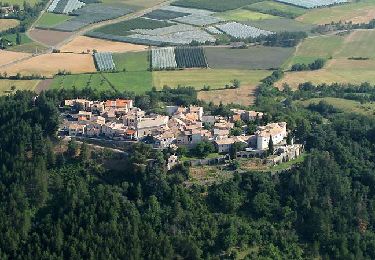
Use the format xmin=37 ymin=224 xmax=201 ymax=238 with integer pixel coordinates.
xmin=61 ymin=98 xmax=303 ymax=168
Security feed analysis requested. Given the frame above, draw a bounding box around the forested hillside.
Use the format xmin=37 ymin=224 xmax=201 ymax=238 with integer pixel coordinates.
xmin=1 ymin=88 xmax=375 ymax=259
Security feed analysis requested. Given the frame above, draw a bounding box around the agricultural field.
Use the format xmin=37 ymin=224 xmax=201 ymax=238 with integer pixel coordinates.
xmin=0 ymin=50 xmax=31 ymax=67
xmin=90 ymin=17 xmax=172 ymax=37
xmin=279 ymin=30 xmax=375 ymax=88
xmin=216 ymin=22 xmax=273 ymax=39
xmin=245 ymin=1 xmax=307 ymax=18
xmin=335 ymin=30 xmax=375 ymax=59
xmin=101 ymin=0 xmax=166 ymax=9
xmin=151 ymin=47 xmax=177 ymax=70
xmin=205 ymin=46 xmax=294 ymax=70
xmin=285 ymin=34 xmax=345 ymax=67
xmin=2 ymin=0 xmax=39 ymax=6
xmin=7 ymin=42 xmax=50 ymax=53
xmin=175 ymin=47 xmax=207 ymax=68
xmin=113 ymin=51 xmax=150 ymax=72
xmin=0 ymin=53 xmax=96 ymax=77
xmin=47 ymin=0 xmax=86 ymax=14
xmin=297 ymin=0 xmax=375 ymax=24
xmin=275 ymin=0 xmax=349 ymax=9
xmin=152 ymin=69 xmax=271 ymax=90
xmin=35 ymin=13 xmax=72 ymax=28
xmin=298 ymin=97 xmax=375 ymax=116
xmin=0 ymin=79 xmax=40 ymax=96
xmin=144 ymin=9 xmax=189 ymax=20
xmin=94 ymin=52 xmax=116 ymax=71
xmin=0 ymin=19 xmax=20 ymax=32
xmin=244 ymin=18 xmax=314 ymax=33
xmin=197 ymin=84 xmax=259 ymax=106
xmin=51 ymin=3 xmax=134 ymax=31
xmin=2 ymin=33 xmax=32 ymax=45
xmin=50 ymin=71 xmax=152 ymax=94
xmin=216 ymin=9 xmax=277 ymax=21
xmin=60 ymin=36 xmax=148 ymax=53
xmin=171 ymin=0 xmax=265 ymax=12
xmin=28 ymin=28 xmax=74 ymax=46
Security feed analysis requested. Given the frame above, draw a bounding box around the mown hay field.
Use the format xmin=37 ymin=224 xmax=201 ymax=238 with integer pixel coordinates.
xmin=0 ymin=19 xmax=19 ymax=32
xmin=60 ymin=36 xmax=148 ymax=53
xmin=36 ymin=13 xmax=72 ymax=28
xmin=0 ymin=79 xmax=40 ymax=96
xmin=0 ymin=50 xmax=31 ymax=67
xmin=0 ymin=53 xmax=96 ymax=77
xmin=297 ymin=0 xmax=375 ymax=25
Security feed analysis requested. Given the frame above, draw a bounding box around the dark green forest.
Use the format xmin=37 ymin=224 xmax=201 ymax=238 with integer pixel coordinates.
xmin=1 ymin=82 xmax=375 ymax=259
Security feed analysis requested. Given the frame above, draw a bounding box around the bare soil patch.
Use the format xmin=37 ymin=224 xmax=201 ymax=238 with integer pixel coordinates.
xmin=0 ymin=53 xmax=96 ymax=77
xmin=35 ymin=78 xmax=54 ymax=93
xmin=0 ymin=50 xmax=31 ymax=67
xmin=60 ymin=36 xmax=148 ymax=53
xmin=29 ymin=29 xmax=74 ymax=46
xmin=198 ymin=85 xmax=257 ymax=106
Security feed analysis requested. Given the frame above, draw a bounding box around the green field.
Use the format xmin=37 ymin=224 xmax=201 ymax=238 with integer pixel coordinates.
xmin=299 ymin=97 xmax=375 ymax=116
xmin=245 ymin=1 xmax=307 ymax=18
xmin=285 ymin=34 xmax=345 ymax=67
xmin=152 ymin=69 xmax=271 ymax=90
xmin=244 ymin=18 xmax=314 ymax=33
xmin=3 ymin=0 xmax=40 ymax=6
xmin=92 ymin=18 xmax=171 ymax=36
xmin=3 ymin=33 xmax=32 ymax=45
xmin=336 ymin=30 xmax=375 ymax=59
xmin=0 ymin=79 xmax=40 ymax=95
xmin=36 ymin=13 xmax=72 ymax=28
xmin=50 ymin=71 xmax=152 ymax=94
xmin=204 ymin=46 xmax=294 ymax=70
xmin=297 ymin=0 xmax=375 ymax=24
xmin=113 ymin=51 xmax=150 ymax=72
xmin=216 ymin=8 xmax=277 ymax=21
xmin=172 ymin=0 xmax=263 ymax=12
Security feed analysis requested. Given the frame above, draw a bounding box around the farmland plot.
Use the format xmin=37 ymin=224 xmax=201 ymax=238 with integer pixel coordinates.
xmin=160 ymin=5 xmax=215 ymax=16
xmin=48 ymin=0 xmax=86 ymax=14
xmin=275 ymin=0 xmax=349 ymax=8
xmin=174 ymin=47 xmax=207 ymax=68
xmin=171 ymin=0 xmax=265 ymax=12
xmin=144 ymin=9 xmax=189 ymax=20
xmin=151 ymin=47 xmax=177 ymax=70
xmin=173 ymin=14 xmax=223 ymax=26
xmin=205 ymin=26 xmax=223 ymax=34
xmin=216 ymin=22 xmax=273 ymax=39
xmin=94 ymin=52 xmax=116 ymax=71
xmin=52 ymin=4 xmax=134 ymax=31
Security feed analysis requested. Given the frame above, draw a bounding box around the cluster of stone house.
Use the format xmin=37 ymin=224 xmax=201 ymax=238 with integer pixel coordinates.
xmin=62 ymin=99 xmax=289 ymax=154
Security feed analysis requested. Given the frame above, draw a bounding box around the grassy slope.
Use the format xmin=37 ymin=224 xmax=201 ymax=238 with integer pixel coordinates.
xmin=152 ymin=69 xmax=270 ymax=90
xmin=216 ymin=8 xmax=277 ymax=21
xmin=298 ymin=97 xmax=375 ymax=116
xmin=36 ymin=13 xmax=72 ymax=27
xmin=297 ymin=0 xmax=375 ymax=24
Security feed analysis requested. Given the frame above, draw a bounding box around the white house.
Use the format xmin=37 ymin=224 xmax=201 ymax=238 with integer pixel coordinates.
xmin=255 ymin=122 xmax=287 ymax=150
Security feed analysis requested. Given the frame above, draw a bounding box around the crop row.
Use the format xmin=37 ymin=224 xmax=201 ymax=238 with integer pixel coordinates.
xmin=151 ymin=46 xmax=207 ymax=70
xmin=216 ymin=22 xmax=273 ymax=39
xmin=48 ymin=0 xmax=85 ymax=14
xmin=94 ymin=52 xmax=116 ymax=71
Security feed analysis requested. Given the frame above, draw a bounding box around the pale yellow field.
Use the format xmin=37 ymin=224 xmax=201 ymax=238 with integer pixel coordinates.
xmin=276 ymin=59 xmax=375 ymax=89
xmin=0 ymin=19 xmax=19 ymax=31
xmin=0 ymin=50 xmax=31 ymax=67
xmin=297 ymin=0 xmax=375 ymax=25
xmin=0 ymin=79 xmax=40 ymax=95
xmin=60 ymin=36 xmax=148 ymax=53
xmin=0 ymin=53 xmax=96 ymax=77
